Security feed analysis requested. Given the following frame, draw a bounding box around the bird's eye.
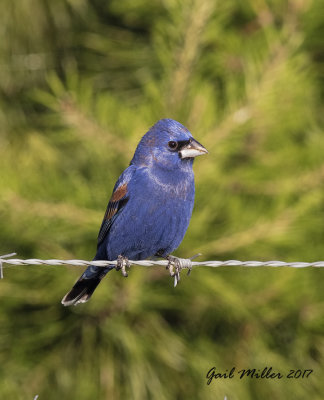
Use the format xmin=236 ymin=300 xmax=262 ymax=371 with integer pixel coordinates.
xmin=168 ymin=141 xmax=178 ymax=151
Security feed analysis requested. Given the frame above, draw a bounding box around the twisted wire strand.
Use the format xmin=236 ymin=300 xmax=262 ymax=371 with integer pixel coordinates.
xmin=1 ymin=254 xmax=323 ymax=286
xmin=2 ymin=256 xmax=324 ymax=269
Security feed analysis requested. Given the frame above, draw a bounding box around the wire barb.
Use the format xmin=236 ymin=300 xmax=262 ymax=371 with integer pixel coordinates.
xmin=0 ymin=253 xmax=17 ymax=279
xmin=166 ymin=255 xmax=200 ymax=286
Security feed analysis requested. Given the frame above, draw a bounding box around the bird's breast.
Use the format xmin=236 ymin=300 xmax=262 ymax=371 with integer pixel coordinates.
xmin=143 ymin=166 xmax=195 ymax=202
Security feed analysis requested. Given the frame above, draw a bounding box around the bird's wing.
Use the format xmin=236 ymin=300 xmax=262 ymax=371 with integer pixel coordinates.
xmin=97 ymin=165 xmax=136 ymax=247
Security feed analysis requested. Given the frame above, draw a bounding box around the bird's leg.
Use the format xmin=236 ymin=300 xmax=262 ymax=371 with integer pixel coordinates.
xmin=166 ymin=255 xmax=177 ymax=278
xmin=116 ymin=255 xmax=130 ymax=277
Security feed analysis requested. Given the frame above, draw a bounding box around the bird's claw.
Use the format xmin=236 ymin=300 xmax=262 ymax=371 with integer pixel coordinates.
xmin=166 ymin=256 xmax=180 ymax=287
xmin=166 ymin=255 xmax=195 ymax=287
xmin=116 ymin=255 xmax=130 ymax=277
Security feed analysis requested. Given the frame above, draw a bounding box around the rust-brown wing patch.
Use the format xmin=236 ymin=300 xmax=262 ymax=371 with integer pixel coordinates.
xmin=111 ymin=183 xmax=127 ymax=202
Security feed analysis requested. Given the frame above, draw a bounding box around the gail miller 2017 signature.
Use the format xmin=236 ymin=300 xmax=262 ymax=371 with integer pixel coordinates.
xmin=206 ymin=367 xmax=313 ymax=385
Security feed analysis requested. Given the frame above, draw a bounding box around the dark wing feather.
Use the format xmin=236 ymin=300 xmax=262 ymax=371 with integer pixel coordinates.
xmin=97 ymin=166 xmax=135 ymax=247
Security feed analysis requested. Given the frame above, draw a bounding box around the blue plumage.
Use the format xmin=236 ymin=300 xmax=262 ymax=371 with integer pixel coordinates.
xmin=62 ymin=119 xmax=207 ymax=306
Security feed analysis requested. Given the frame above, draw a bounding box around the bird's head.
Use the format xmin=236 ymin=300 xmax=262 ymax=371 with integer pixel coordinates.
xmin=131 ymin=119 xmax=208 ymax=171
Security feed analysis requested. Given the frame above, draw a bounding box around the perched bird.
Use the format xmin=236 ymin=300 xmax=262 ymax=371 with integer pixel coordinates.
xmin=62 ymin=119 xmax=207 ymax=306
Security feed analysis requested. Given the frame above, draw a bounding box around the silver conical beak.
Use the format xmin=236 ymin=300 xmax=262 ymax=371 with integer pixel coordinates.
xmin=179 ymin=138 xmax=208 ymax=159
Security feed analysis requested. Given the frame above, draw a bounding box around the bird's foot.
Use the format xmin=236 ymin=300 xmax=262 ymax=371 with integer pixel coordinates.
xmin=166 ymin=255 xmax=197 ymax=287
xmin=116 ymin=255 xmax=130 ymax=277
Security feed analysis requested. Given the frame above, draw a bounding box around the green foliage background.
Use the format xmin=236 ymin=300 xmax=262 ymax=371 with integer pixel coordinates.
xmin=0 ymin=0 xmax=324 ymax=399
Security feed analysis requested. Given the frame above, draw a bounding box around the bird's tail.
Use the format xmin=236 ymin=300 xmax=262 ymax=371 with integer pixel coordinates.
xmin=61 ymin=265 xmax=113 ymax=306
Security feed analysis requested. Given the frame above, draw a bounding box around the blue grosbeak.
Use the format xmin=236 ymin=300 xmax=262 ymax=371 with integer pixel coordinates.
xmin=62 ymin=119 xmax=207 ymax=306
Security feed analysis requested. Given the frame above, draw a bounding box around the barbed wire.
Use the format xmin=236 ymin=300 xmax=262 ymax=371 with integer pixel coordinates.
xmin=1 ymin=253 xmax=324 ymax=287
xmin=3 ymin=257 xmax=324 ymax=269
